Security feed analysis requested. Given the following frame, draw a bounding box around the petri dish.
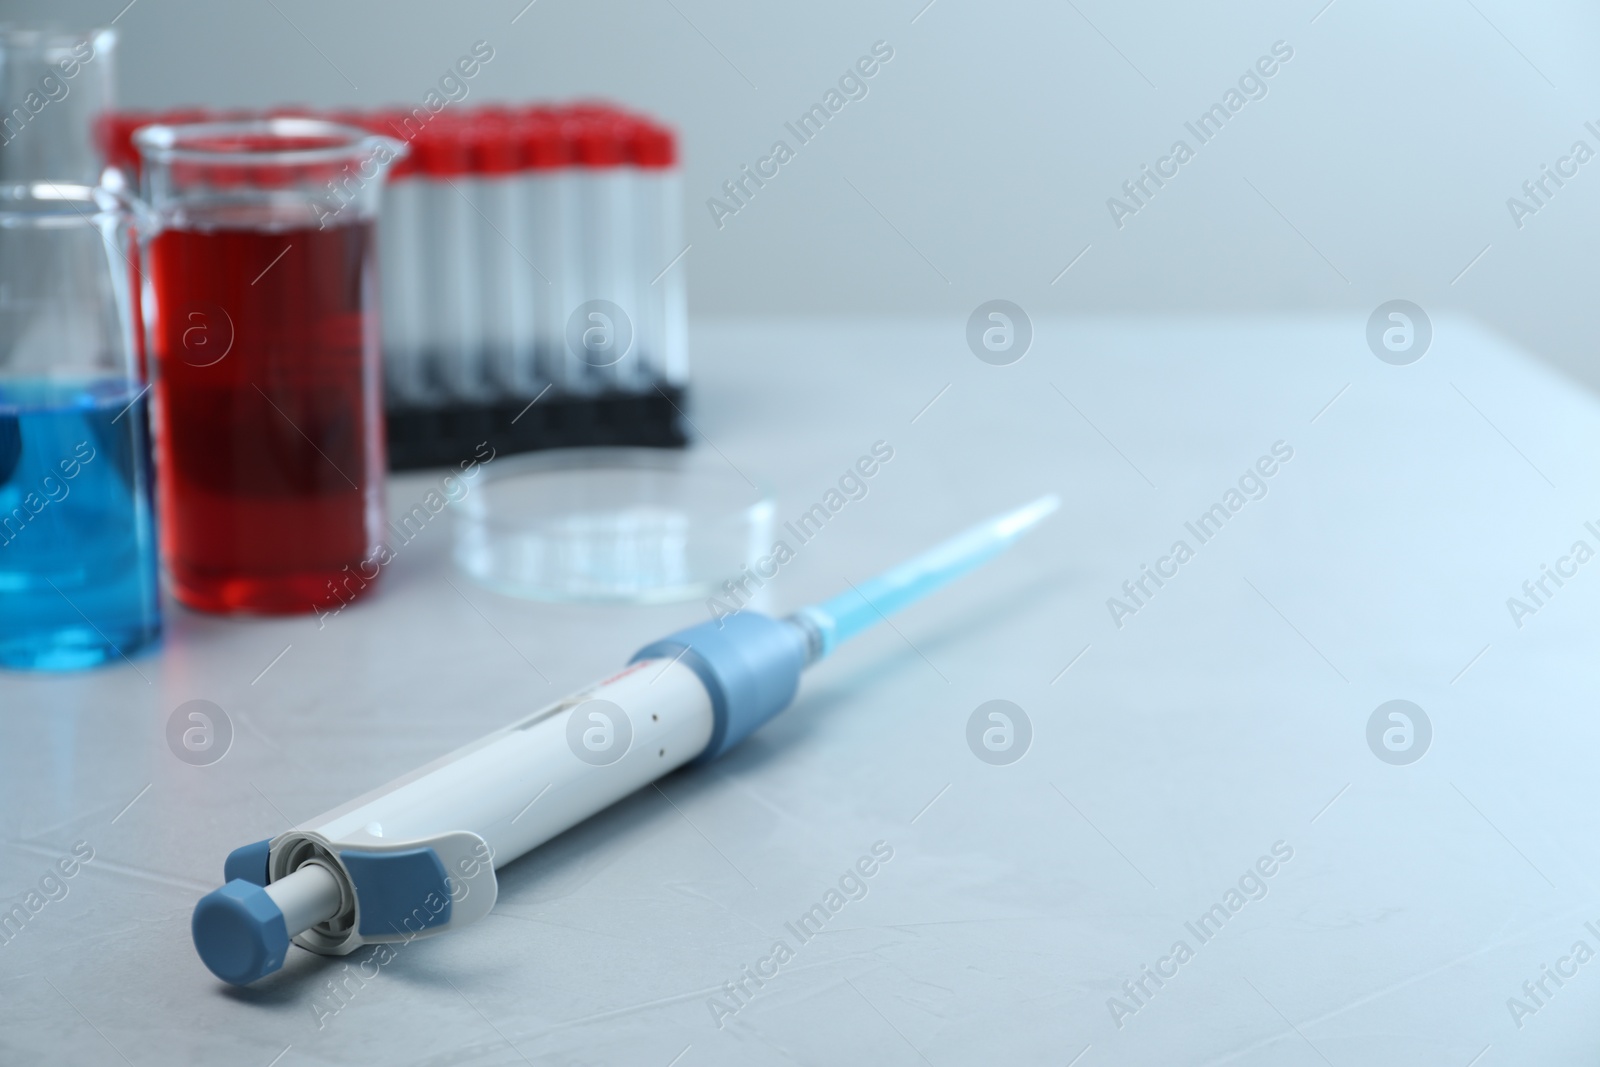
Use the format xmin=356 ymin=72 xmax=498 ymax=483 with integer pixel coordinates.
xmin=453 ymin=448 xmax=774 ymax=603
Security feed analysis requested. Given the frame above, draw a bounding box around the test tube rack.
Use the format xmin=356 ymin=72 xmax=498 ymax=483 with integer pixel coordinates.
xmin=102 ymin=102 xmax=689 ymax=470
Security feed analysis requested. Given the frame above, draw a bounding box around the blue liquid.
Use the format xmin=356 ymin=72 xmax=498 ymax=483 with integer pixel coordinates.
xmin=0 ymin=380 xmax=160 ymax=670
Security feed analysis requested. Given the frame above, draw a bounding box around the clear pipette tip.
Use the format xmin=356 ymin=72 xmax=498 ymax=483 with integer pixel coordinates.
xmin=788 ymin=493 xmax=1060 ymax=663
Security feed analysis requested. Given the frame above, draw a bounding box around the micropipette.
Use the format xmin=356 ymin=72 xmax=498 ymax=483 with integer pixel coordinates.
xmin=191 ymin=494 xmax=1060 ymax=985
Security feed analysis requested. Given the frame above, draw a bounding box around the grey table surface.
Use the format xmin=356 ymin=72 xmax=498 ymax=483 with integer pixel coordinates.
xmin=3 ymin=315 xmax=1599 ymax=1066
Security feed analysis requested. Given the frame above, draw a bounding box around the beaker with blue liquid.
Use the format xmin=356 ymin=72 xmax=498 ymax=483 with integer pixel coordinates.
xmin=0 ymin=182 xmax=159 ymax=669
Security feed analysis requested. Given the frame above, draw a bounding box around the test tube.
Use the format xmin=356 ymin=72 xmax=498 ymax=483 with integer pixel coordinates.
xmin=414 ymin=115 xmax=487 ymax=402
xmin=516 ymin=110 xmax=572 ymax=394
xmin=629 ymin=120 xmax=686 ymax=391
xmin=468 ymin=112 xmax=538 ymax=398
xmin=372 ymin=111 xmax=427 ymax=406
xmin=564 ymin=108 xmax=635 ymax=394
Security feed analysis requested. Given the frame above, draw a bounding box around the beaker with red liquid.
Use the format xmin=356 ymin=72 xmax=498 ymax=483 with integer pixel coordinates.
xmin=133 ymin=119 xmax=405 ymax=613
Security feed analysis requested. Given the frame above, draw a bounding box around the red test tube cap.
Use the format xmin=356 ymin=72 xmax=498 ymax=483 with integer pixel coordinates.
xmin=568 ymin=114 xmax=626 ymax=168
xmin=628 ymin=121 xmax=677 ymax=169
xmin=515 ymin=115 xmax=567 ymax=170
xmin=466 ymin=113 xmax=519 ymax=175
xmin=155 ymin=107 xmax=212 ymax=132
xmin=412 ymin=116 xmax=472 ymax=178
xmin=368 ymin=110 xmax=421 ymax=178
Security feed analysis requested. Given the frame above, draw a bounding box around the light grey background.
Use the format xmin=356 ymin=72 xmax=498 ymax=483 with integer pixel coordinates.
xmin=6 ymin=316 xmax=1600 ymax=1066
xmin=10 ymin=0 xmax=1600 ymax=387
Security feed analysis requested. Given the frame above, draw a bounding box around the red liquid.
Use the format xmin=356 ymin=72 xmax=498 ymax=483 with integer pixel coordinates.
xmin=148 ymin=218 xmax=385 ymax=613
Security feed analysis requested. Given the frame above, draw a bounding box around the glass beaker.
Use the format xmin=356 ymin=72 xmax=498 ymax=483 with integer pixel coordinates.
xmin=0 ymin=181 xmax=159 ymax=670
xmin=133 ymin=119 xmax=404 ymax=614
xmin=0 ymin=26 xmax=118 ymax=185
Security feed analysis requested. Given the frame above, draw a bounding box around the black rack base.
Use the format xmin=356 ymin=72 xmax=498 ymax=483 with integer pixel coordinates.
xmin=386 ymin=386 xmax=688 ymax=471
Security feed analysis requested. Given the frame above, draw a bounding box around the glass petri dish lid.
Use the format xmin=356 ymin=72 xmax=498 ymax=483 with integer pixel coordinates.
xmin=453 ymin=448 xmax=774 ymax=603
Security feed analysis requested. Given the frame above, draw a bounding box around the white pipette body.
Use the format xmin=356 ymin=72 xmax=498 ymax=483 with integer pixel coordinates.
xmin=191 ymin=496 xmax=1057 ymax=985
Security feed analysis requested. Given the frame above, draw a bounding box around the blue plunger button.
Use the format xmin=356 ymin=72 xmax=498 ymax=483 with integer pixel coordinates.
xmin=191 ymin=880 xmax=289 ymax=986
